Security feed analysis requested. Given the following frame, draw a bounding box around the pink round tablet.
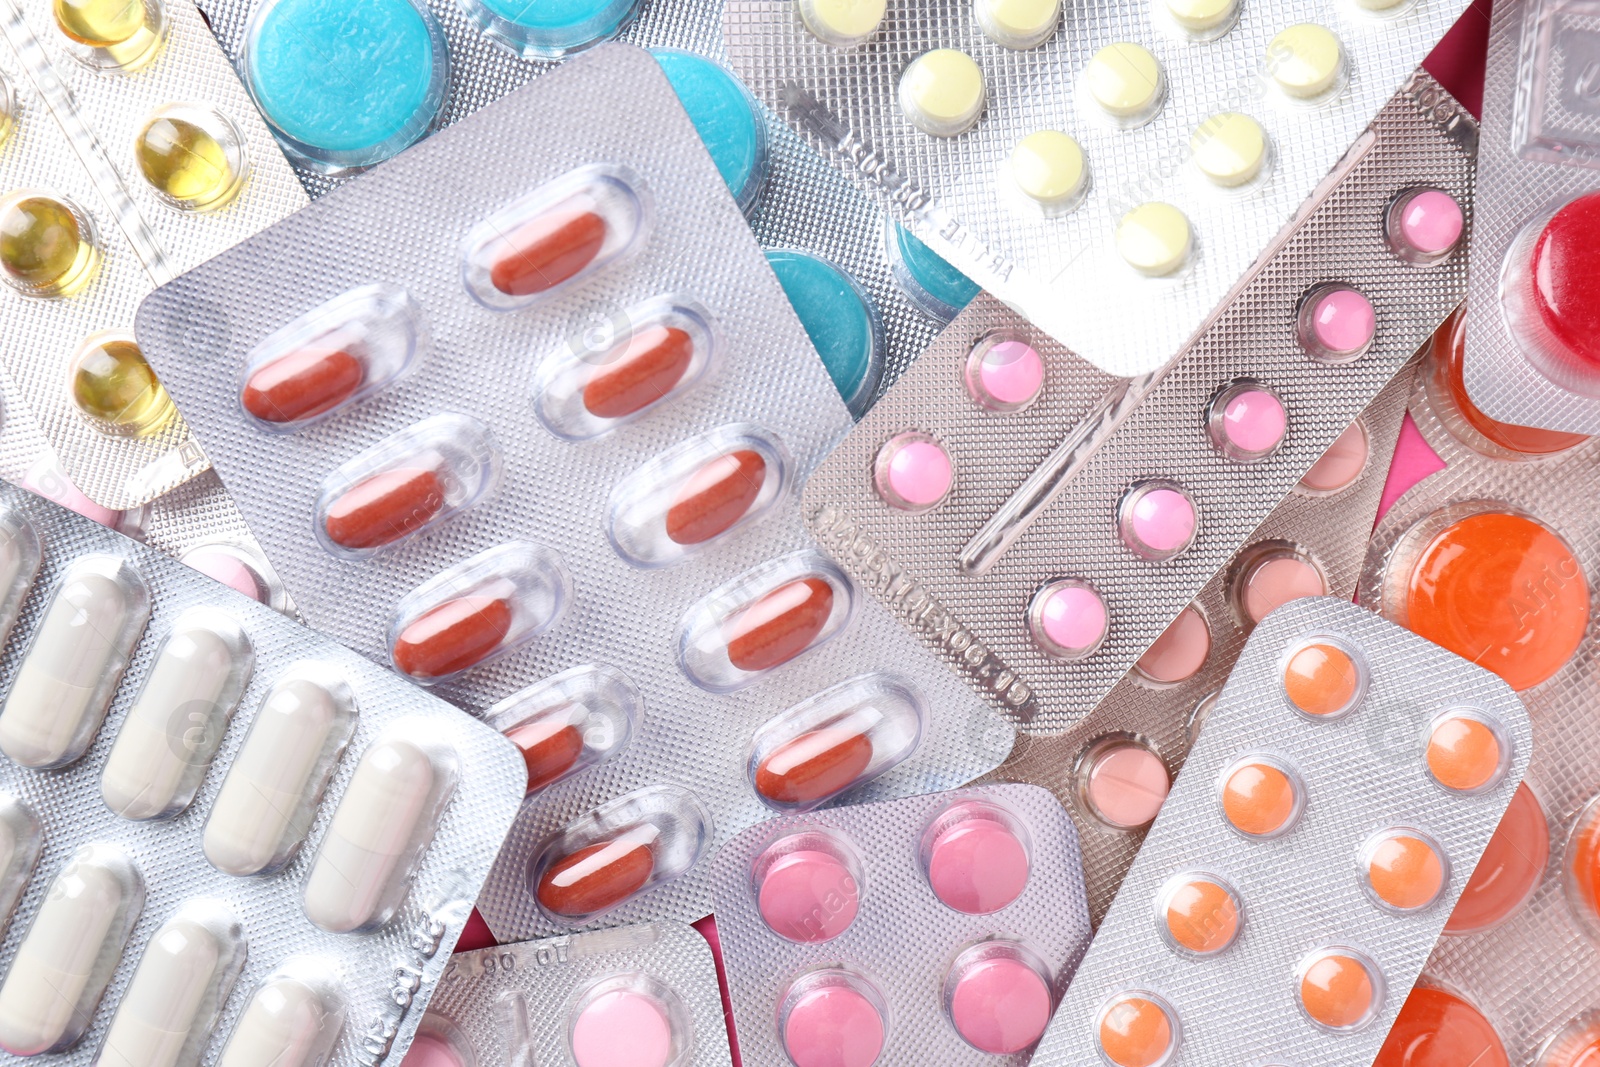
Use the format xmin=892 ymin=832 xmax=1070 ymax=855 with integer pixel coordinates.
xmin=1301 ymin=285 xmax=1376 ymax=360
xmin=1240 ymin=554 xmax=1326 ymax=623
xmin=23 ymin=453 xmax=120 ymax=528
xmin=400 ymin=1033 xmax=465 ymax=1067
xmin=783 ymin=985 xmax=886 ymax=1067
xmin=928 ymin=815 xmax=1030 ymax=914
xmin=874 ymin=433 xmax=953 ymax=511
xmin=948 ymin=957 xmax=1052 ymax=1054
xmin=759 ymin=849 xmax=860 ymax=943
xmin=1219 ymin=388 xmax=1287 ymax=457
xmin=1392 ymin=188 xmax=1464 ymax=259
xmin=1135 ymin=606 xmax=1211 ymax=684
xmin=182 ymin=546 xmax=267 ymax=601
xmin=1085 ymin=742 xmax=1169 ymax=829
xmin=1121 ymin=484 xmax=1197 ymax=560
xmin=967 ymin=338 xmax=1044 ymax=410
xmin=1298 ymin=420 xmax=1368 ymax=492
xmin=572 ymin=989 xmax=673 ymax=1067
xmin=1031 ymin=581 xmax=1108 ymax=658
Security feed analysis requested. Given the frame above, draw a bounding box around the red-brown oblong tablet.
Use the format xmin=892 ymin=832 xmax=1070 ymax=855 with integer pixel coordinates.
xmin=582 ymin=325 xmax=694 ymax=420
xmin=392 ymin=595 xmax=513 ymax=680
xmin=725 ymin=577 xmax=834 ymax=673
xmin=323 ymin=467 xmax=446 ymax=550
xmin=489 ymin=205 xmax=608 ymax=297
xmin=242 ymin=347 xmax=364 ymax=424
xmin=755 ymin=727 xmax=874 ymax=806
xmin=666 ymin=449 xmax=767 ymax=546
xmin=537 ymin=838 xmax=654 ymax=917
xmin=506 ymin=718 xmax=586 ymax=795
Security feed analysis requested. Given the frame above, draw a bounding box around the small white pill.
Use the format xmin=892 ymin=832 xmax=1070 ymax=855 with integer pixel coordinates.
xmin=219 ymin=973 xmax=346 ymax=1067
xmin=99 ymin=907 xmax=245 ymax=1067
xmin=0 ymin=795 xmax=40 ymax=937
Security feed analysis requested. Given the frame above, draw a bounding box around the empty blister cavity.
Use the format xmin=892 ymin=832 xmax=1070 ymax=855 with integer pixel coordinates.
xmin=1077 ymin=737 xmax=1170 ymax=831
xmin=1295 ymin=946 xmax=1384 ymax=1032
xmin=0 ymin=554 xmax=150 ymax=770
xmin=52 ymin=0 xmax=166 ymax=71
xmin=977 ymin=0 xmax=1061 ymax=48
xmin=532 ymin=784 xmax=712 ymax=924
xmin=1030 ymin=579 xmax=1109 ymax=661
xmin=0 ymin=191 xmax=100 ymax=298
xmin=303 ymin=729 xmax=459 ymax=932
xmin=1083 ymin=42 xmax=1165 ymax=127
xmin=1206 ymin=380 xmax=1287 ymax=462
xmin=0 ymin=796 xmax=40 ymax=937
xmin=920 ymin=799 xmax=1032 ymax=914
xmin=486 ymin=664 xmax=639 ymax=796
xmin=240 ymin=283 xmax=427 ymax=429
xmin=965 ymin=332 xmax=1044 ymax=412
xmin=69 ymin=331 xmax=177 ymax=439
xmin=460 ymin=0 xmax=640 ymax=59
xmin=779 ymin=968 xmax=888 ymax=1067
xmin=747 ymin=672 xmax=926 ymax=812
xmin=900 ymin=49 xmax=987 ymax=137
xmin=679 ymin=551 xmax=854 ymax=691
xmin=568 ymin=972 xmax=693 ymax=1067
xmin=752 ymin=830 xmax=863 ymax=943
xmin=1385 ymin=187 xmax=1466 ymax=266
xmin=943 ymin=940 xmax=1053 ymax=1054
xmin=534 ymin=295 xmax=719 ymax=440
xmin=218 ymin=963 xmax=347 ymax=1067
xmin=388 ymin=541 xmax=572 ymax=683
xmin=764 ymin=250 xmax=885 ymax=415
xmin=134 ymin=104 xmax=250 ymax=213
xmin=462 ymin=164 xmax=650 ymax=311
xmin=1500 ymin=192 xmax=1600 ymax=399
xmin=1445 ymin=781 xmax=1547 ymax=935
xmin=314 ymin=414 xmax=501 ymax=557
xmin=1095 ymin=991 xmax=1178 ymax=1067
xmin=796 ymin=0 xmax=885 ymax=47
xmin=608 ymin=425 xmax=792 ymax=567
xmin=1155 ymin=869 xmax=1241 ymax=955
xmin=873 ymin=431 xmax=953 ymax=512
xmin=1118 ymin=480 xmax=1198 ymax=562
xmin=1359 ymin=827 xmax=1449 ymax=913
xmin=101 ymin=606 xmax=256 ymax=820
xmin=0 ymin=843 xmax=144 ymax=1055
xmin=654 ymin=49 xmax=770 ymax=216
xmin=203 ymin=665 xmax=357 ymax=876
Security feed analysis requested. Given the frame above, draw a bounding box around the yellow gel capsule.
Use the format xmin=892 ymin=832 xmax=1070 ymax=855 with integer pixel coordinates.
xmin=53 ymin=0 xmax=146 ymax=46
xmin=0 ymin=193 xmax=98 ymax=297
xmin=1268 ymin=24 xmax=1346 ymax=100
xmin=69 ymin=334 xmax=176 ymax=437
xmin=899 ymin=49 xmax=987 ymax=137
xmin=136 ymin=111 xmax=244 ymax=210
xmin=1011 ymin=130 xmax=1087 ymax=213
xmin=1191 ymin=112 xmax=1268 ymax=187
xmin=1116 ymin=202 xmax=1192 ymax=277
xmin=1085 ymin=42 xmax=1165 ymax=123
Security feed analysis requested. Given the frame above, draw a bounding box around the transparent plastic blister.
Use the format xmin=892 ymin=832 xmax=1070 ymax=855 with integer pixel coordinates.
xmin=1029 ymin=597 xmax=1532 ymax=1067
xmin=711 ymin=784 xmax=1091 ymax=1065
xmin=801 ymin=76 xmax=1474 ymax=733
xmin=0 ymin=483 xmax=525 ymax=1066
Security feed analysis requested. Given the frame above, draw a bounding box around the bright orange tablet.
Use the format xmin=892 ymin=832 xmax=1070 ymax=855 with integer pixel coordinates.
xmin=1283 ymin=641 xmax=1360 ymax=717
xmin=1365 ymin=831 xmax=1446 ymax=911
xmin=1298 ymin=950 xmax=1378 ymax=1030
xmin=1222 ymin=760 xmax=1300 ymax=838
xmin=1571 ymin=800 xmax=1600 ymax=926
xmin=1097 ymin=994 xmax=1175 ymax=1067
xmin=1426 ymin=714 xmax=1503 ymax=792
xmin=1162 ymin=876 xmax=1239 ymax=955
xmin=1374 ymin=985 xmax=1509 ymax=1067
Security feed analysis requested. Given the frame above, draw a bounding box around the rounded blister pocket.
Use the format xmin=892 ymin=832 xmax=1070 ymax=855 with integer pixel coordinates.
xmin=460 ymin=0 xmax=642 ymax=61
xmin=779 ymin=967 xmax=889 ymax=1067
xmin=751 ymin=829 xmax=865 ymax=944
xmin=919 ymin=798 xmax=1033 ymax=915
xmin=567 ymin=971 xmax=694 ymax=1067
xmin=485 ymin=664 xmax=639 ymax=796
xmin=218 ymin=959 xmax=347 ymax=1067
xmin=942 ymin=939 xmax=1054 ymax=1054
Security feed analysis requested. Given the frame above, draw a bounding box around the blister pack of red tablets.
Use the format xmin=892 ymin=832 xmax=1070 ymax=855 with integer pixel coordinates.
xmin=800 ymin=74 xmax=1472 ymax=732
xmin=135 ymin=44 xmax=1013 ymax=941
xmin=710 ymin=783 xmax=1089 ymax=1065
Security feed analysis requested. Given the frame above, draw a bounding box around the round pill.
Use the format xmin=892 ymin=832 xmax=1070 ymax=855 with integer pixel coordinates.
xmin=653 ymin=50 xmax=766 ymax=213
xmin=1445 ymin=782 xmax=1548 ymax=934
xmin=506 ymin=717 xmax=585 ymax=795
xmin=1116 ymin=203 xmax=1192 ymax=277
xmin=1268 ymin=24 xmax=1345 ymax=100
xmin=976 ymin=0 xmax=1060 ymax=49
xmin=1215 ymin=385 xmax=1287 ymax=459
xmin=1010 ymin=130 xmax=1087 ymax=212
xmin=1238 ymin=552 xmax=1326 ymax=623
xmin=54 ymin=0 xmax=147 ymax=45
xmin=1097 ymin=994 xmax=1176 ymax=1067
xmin=887 ymin=223 xmax=982 ymax=322
xmin=572 ymin=989 xmax=672 ymax=1067
xmin=135 ymin=111 xmax=243 ymax=211
xmin=1135 ymin=606 xmax=1210 ymax=685
xmin=1165 ymin=0 xmax=1237 ymax=33
xmin=1301 ymin=285 xmax=1376 ymax=361
xmin=1403 ymin=511 xmax=1589 ymax=691
xmin=1120 ymin=484 xmax=1198 ymax=561
xmin=1429 ymin=308 xmax=1588 ymax=455
xmin=0 ymin=194 xmax=96 ymax=296
xmin=1162 ymin=875 xmax=1240 ymax=954
xmin=873 ymin=433 xmax=953 ymax=511
xmin=1085 ymin=42 xmax=1164 ymax=121
xmin=1541 ymin=1027 xmax=1600 ymax=1067
xmin=1364 ymin=830 xmax=1446 ymax=911
xmin=536 ymin=837 xmax=654 ymax=918
xmin=1521 ymin=191 xmax=1600 ymax=378
xmin=755 ymin=728 xmax=874 ymax=808
xmin=724 ymin=577 xmax=836 ymax=674
xmin=1299 ymin=421 xmax=1369 ymax=491
xmin=1085 ymin=742 xmax=1169 ymax=829
xmin=1388 ymin=188 xmax=1464 ymax=261
xmin=470 ymin=0 xmax=637 ymax=49
xmin=797 ymin=0 xmax=886 ymax=48
xmin=1297 ymin=950 xmax=1379 ymax=1031
xmin=1571 ymin=801 xmax=1600 ymax=927
xmin=1426 ymin=714 xmax=1504 ymax=792
xmin=759 ymin=849 xmax=859 ymax=942
xmin=1190 ymin=112 xmax=1267 ymax=187
xmin=400 ymin=1032 xmax=465 ymax=1067
xmin=1222 ymin=759 xmax=1300 ymax=837
xmin=948 ymin=957 xmax=1051 ymax=1054
xmin=765 ymin=250 xmax=881 ymax=412
xmin=899 ymin=49 xmax=987 ymax=137
xmin=966 ymin=336 xmax=1045 ymax=411
xmin=783 ymin=984 xmax=886 ymax=1067
xmin=928 ymin=815 xmax=1029 ymax=914
xmin=1031 ymin=581 xmax=1108 ymax=659
xmin=1283 ymin=641 xmax=1360 ymax=717
xmin=1375 ymin=985 xmax=1509 ymax=1067
xmin=70 ymin=335 xmax=176 ymax=438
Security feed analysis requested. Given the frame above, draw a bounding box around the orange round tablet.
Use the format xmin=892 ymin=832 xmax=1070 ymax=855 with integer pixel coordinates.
xmin=1283 ymin=641 xmax=1361 ymax=717
xmin=1222 ymin=760 xmax=1300 ymax=838
xmin=1097 ymin=994 xmax=1175 ymax=1067
xmin=1537 ymin=1022 xmax=1600 ymax=1067
xmin=1427 ymin=714 xmax=1504 ymax=792
xmin=1162 ymin=876 xmax=1240 ymax=955
xmin=1570 ymin=798 xmax=1600 ymax=926
xmin=1404 ymin=511 xmax=1589 ymax=692
xmin=1365 ymin=831 xmax=1447 ymax=911
xmin=1298 ymin=950 xmax=1379 ymax=1031
xmin=1375 ymin=984 xmax=1509 ymax=1067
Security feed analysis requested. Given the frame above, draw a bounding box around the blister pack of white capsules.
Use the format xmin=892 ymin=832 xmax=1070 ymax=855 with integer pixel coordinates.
xmin=414 ymin=922 xmax=733 ymax=1067
xmin=1456 ymin=0 xmax=1600 ymax=435
xmin=0 ymin=0 xmax=307 ymax=510
xmin=135 ymin=45 xmax=1013 ymax=942
xmin=724 ymin=0 xmax=1472 ymax=377
xmin=988 ymin=352 xmax=1413 ymax=924
xmin=1024 ymin=595 xmax=1529 ymax=1067
xmin=0 ymin=479 xmax=525 ymax=1066
xmin=710 ymin=783 xmax=1090 ymax=1065
xmin=800 ymin=74 xmax=1472 ymax=733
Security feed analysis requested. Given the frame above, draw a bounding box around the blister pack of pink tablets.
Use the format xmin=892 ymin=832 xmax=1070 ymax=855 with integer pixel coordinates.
xmin=0 ymin=480 xmax=525 ymax=1066
xmin=135 ymin=45 xmax=1013 ymax=942
xmin=415 ymin=922 xmax=732 ymax=1067
xmin=710 ymin=783 xmax=1090 ymax=1065
xmin=800 ymin=74 xmax=1472 ymax=732
xmin=1026 ymin=595 xmax=1530 ymax=1067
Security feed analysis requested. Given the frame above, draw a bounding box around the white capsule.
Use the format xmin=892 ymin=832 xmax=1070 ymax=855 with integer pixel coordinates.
xmin=0 ymin=843 xmax=144 ymax=1055
xmin=102 ymin=609 xmax=255 ymax=820
xmin=0 ymin=509 xmax=41 ymax=651
xmin=203 ymin=670 xmax=356 ymax=877
xmin=0 ymin=794 xmax=41 ymax=936
xmin=303 ymin=735 xmax=456 ymax=933
xmin=0 ymin=557 xmax=150 ymax=769
xmin=218 ymin=971 xmax=345 ymax=1067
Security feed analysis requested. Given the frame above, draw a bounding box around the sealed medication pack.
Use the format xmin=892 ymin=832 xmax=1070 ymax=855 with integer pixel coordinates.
xmin=1028 ymin=595 xmax=1531 ymax=1066
xmin=711 ymin=783 xmax=1091 ymax=1065
xmin=415 ymin=922 xmax=732 ymax=1067
xmin=0 ymin=480 xmax=525 ymax=1065
xmin=801 ymin=74 xmax=1473 ymax=732
xmin=0 ymin=0 xmax=307 ymax=510
xmin=136 ymin=45 xmax=1013 ymax=942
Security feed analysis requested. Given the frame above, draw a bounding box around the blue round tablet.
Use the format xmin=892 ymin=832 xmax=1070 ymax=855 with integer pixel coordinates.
xmin=886 ymin=221 xmax=981 ymax=324
xmin=652 ymin=49 xmax=769 ymax=215
xmin=466 ymin=0 xmax=639 ymax=59
xmin=766 ymin=250 xmax=884 ymax=415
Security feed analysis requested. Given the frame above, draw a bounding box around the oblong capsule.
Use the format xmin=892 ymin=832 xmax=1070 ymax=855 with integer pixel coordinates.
xmin=607 ymin=424 xmax=791 ymax=567
xmin=749 ymin=673 xmax=927 ymax=812
xmin=679 ymin=551 xmax=855 ymax=692
xmin=0 ymin=555 xmax=151 ymax=769
xmin=462 ymin=164 xmax=650 ymax=311
xmin=387 ymin=541 xmax=572 ymax=684
xmin=0 ymin=795 xmax=41 ymax=938
xmin=240 ymin=284 xmax=427 ymax=429
xmin=314 ymin=414 xmax=501 ymax=557
xmin=203 ymin=667 xmax=357 ymax=877
xmin=0 ymin=843 xmax=144 ymax=1055
xmin=218 ymin=967 xmax=346 ymax=1067
xmin=302 ymin=733 xmax=458 ymax=933
xmin=99 ymin=902 xmax=247 ymax=1067
xmin=0 ymin=508 xmax=40 ymax=652
xmin=101 ymin=607 xmax=255 ymax=820
xmin=485 ymin=663 xmax=639 ymax=796
xmin=534 ymin=295 xmax=718 ymax=441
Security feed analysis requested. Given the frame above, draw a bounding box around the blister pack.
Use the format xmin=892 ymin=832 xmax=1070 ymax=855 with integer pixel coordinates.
xmin=1027 ymin=595 xmax=1530 ymax=1066
xmin=136 ymin=45 xmax=1013 ymax=941
xmin=0 ymin=479 xmax=525 ymax=1065
xmin=1457 ymin=0 xmax=1600 ymax=435
xmin=710 ymin=783 xmax=1089 ymax=1065
xmin=414 ymin=922 xmax=732 ymax=1067
xmin=0 ymin=0 xmax=307 ymax=510
xmin=800 ymin=74 xmax=1472 ymax=733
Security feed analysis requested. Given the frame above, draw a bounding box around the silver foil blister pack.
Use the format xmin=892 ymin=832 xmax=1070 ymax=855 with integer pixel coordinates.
xmin=418 ymin=922 xmax=732 ymax=1067
xmin=0 ymin=0 xmax=307 ymax=509
xmin=0 ymin=480 xmax=525 ymax=1065
xmin=135 ymin=45 xmax=1013 ymax=942
xmin=1030 ymin=595 xmax=1531 ymax=1067
xmin=800 ymin=74 xmax=1473 ymax=733
xmin=710 ymin=783 xmax=1090 ymax=1065
xmin=723 ymin=0 xmax=1471 ymax=377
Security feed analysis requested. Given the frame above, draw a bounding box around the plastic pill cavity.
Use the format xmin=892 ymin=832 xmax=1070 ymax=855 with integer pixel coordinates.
xmin=1500 ymin=191 xmax=1600 ymax=396
xmin=1267 ymin=24 xmax=1347 ymax=101
xmin=1375 ymin=985 xmax=1509 ymax=1067
xmin=0 ymin=510 xmax=40 ymax=652
xmin=780 ymin=969 xmax=887 ymax=1067
xmin=1386 ymin=187 xmax=1465 ymax=265
xmin=0 ymin=796 xmax=39 ymax=937
xmin=1079 ymin=738 xmax=1170 ymax=830
xmin=1298 ymin=283 xmax=1376 ymax=362
xmin=1568 ymin=796 xmax=1600 ymax=931
xmin=944 ymin=941 xmax=1053 ymax=1053
xmin=1536 ymin=1018 xmax=1600 ymax=1067
xmin=1445 ymin=782 xmax=1547 ymax=934
xmin=1220 ymin=755 xmax=1303 ymax=838
xmin=1158 ymin=871 xmax=1240 ymax=955
xmin=460 ymin=0 xmax=639 ymax=60
xmin=797 ymin=0 xmax=886 ymax=48
xmin=0 ymin=190 xmax=98 ymax=297
xmin=1085 ymin=43 xmax=1165 ymax=125
xmin=1208 ymin=380 xmax=1287 ymax=461
xmin=1119 ymin=480 xmax=1198 ymax=561
xmin=977 ymin=0 xmax=1060 ymax=48
xmin=1096 ymin=991 xmax=1177 ymax=1067
xmin=570 ymin=974 xmax=688 ymax=1067
xmin=486 ymin=664 xmax=639 ymax=796
xmin=1232 ymin=544 xmax=1327 ymax=624
xmin=921 ymin=799 xmax=1031 ymax=914
xmin=966 ymin=332 xmax=1045 ymax=412
xmin=1361 ymin=827 xmax=1447 ymax=912
xmin=654 ymin=49 xmax=770 ymax=216
xmin=179 ymin=540 xmax=282 ymax=607
xmin=1117 ymin=202 xmax=1191 ymax=277
xmin=1282 ymin=638 xmax=1363 ymax=718
xmin=1299 ymin=419 xmax=1369 ymax=492
xmin=899 ymin=49 xmax=986 ymax=137
xmin=1008 ymin=129 xmax=1088 ymax=216
xmin=69 ymin=332 xmax=177 ymax=438
xmin=1296 ymin=947 xmax=1382 ymax=1031
xmin=1030 ymin=579 xmax=1108 ymax=660
xmin=754 ymin=831 xmax=862 ymax=943
xmin=1135 ymin=607 xmax=1211 ymax=685
xmin=54 ymin=0 xmax=160 ymax=53
xmin=218 ymin=967 xmax=346 ymax=1067
xmin=135 ymin=104 xmax=248 ymax=212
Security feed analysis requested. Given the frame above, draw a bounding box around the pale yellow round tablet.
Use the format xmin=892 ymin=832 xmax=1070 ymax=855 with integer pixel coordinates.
xmin=900 ymin=49 xmax=987 ymax=137
xmin=1011 ymin=130 xmax=1087 ymax=208
xmin=976 ymin=0 xmax=1061 ymax=49
xmin=796 ymin=0 xmax=887 ymax=47
xmin=1165 ymin=0 xmax=1238 ymax=33
xmin=1116 ymin=202 xmax=1192 ymax=276
xmin=1085 ymin=42 xmax=1164 ymax=121
xmin=1268 ymin=24 xmax=1346 ymax=99
xmin=1191 ymin=112 xmax=1267 ymax=186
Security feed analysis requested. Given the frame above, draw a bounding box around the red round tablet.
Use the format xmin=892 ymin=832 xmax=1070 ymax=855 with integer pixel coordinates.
xmin=1528 ymin=192 xmax=1600 ymax=374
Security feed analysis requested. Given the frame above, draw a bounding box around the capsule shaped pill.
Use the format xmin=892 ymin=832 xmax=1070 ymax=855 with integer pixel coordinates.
xmin=668 ymin=449 xmax=766 ymax=543
xmin=324 ymin=468 xmax=445 ymax=550
xmin=243 ymin=347 xmax=362 ymax=424
xmin=0 ymin=509 xmax=40 ymax=653
xmin=0 ymin=843 xmax=144 ymax=1055
xmin=218 ymin=971 xmax=346 ymax=1067
xmin=0 ymin=556 xmax=150 ymax=769
xmin=487 ymin=663 xmax=640 ymax=796
xmin=0 ymin=795 xmax=40 ymax=937
xmin=754 ymin=727 xmax=875 ymax=807
xmin=303 ymin=735 xmax=457 ymax=933
xmin=726 ymin=578 xmax=836 ymax=672
xmin=537 ymin=831 xmax=657 ymax=919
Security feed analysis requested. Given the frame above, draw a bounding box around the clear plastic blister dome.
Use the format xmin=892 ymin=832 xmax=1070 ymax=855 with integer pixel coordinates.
xmin=485 ymin=664 xmax=640 ymax=797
